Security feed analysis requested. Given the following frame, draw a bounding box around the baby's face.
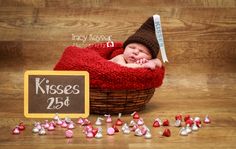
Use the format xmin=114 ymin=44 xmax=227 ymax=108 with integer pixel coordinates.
xmin=123 ymin=43 xmax=152 ymax=63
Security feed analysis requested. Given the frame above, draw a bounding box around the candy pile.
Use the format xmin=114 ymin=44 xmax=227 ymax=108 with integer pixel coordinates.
xmin=11 ymin=112 xmax=211 ymax=139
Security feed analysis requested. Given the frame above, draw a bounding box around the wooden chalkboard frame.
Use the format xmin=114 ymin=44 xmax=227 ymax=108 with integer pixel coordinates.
xmin=24 ymin=70 xmax=89 ymax=118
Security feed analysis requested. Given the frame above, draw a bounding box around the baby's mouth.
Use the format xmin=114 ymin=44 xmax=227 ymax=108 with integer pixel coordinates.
xmin=129 ymin=56 xmax=136 ymax=63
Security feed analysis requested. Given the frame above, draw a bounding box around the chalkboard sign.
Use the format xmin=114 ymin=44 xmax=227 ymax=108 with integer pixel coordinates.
xmin=24 ymin=70 xmax=89 ymax=118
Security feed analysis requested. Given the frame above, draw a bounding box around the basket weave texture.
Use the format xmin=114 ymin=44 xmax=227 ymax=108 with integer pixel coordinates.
xmin=90 ymin=88 xmax=155 ymax=114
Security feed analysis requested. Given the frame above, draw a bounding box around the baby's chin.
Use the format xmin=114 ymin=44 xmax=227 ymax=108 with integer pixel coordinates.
xmin=125 ymin=58 xmax=136 ymax=64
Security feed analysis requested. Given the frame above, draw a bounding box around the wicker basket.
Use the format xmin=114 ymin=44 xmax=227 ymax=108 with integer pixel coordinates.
xmin=90 ymin=88 xmax=155 ymax=114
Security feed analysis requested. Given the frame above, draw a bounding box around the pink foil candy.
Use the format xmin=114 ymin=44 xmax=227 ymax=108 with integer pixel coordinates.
xmin=104 ymin=114 xmax=112 ymax=123
xmin=107 ymin=127 xmax=115 ymax=135
xmin=204 ymin=115 xmax=211 ymax=124
xmin=65 ymin=130 xmax=73 ymax=138
xmin=12 ymin=126 xmax=20 ymax=135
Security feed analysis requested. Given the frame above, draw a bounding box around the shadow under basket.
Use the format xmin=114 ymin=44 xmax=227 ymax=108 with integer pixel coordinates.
xmin=90 ymin=88 xmax=155 ymax=114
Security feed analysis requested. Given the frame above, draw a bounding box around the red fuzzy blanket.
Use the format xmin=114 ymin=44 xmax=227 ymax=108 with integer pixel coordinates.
xmin=54 ymin=42 xmax=165 ymax=90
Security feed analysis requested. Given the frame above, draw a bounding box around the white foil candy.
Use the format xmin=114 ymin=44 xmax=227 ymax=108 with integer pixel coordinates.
xmin=65 ymin=117 xmax=71 ymax=124
xmin=129 ymin=120 xmax=136 ymax=127
xmin=134 ymin=128 xmax=143 ymax=137
xmin=39 ymin=127 xmax=46 ymax=135
xmin=95 ymin=128 xmax=103 ymax=139
xmin=192 ymin=123 xmax=199 ymax=131
xmin=53 ymin=113 xmax=60 ymax=121
xmin=185 ymin=125 xmax=192 ymax=134
xmin=175 ymin=119 xmax=182 ymax=127
xmin=144 ymin=131 xmax=152 ymax=139
xmin=179 ymin=127 xmax=188 ymax=136
xmin=95 ymin=117 xmax=104 ymax=126
xmin=32 ymin=127 xmax=39 ymax=133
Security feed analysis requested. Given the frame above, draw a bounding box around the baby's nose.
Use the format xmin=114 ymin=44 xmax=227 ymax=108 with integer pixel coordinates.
xmin=133 ymin=49 xmax=139 ymax=54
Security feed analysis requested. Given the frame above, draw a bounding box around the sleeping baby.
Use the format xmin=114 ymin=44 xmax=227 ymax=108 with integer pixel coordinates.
xmin=110 ymin=16 xmax=162 ymax=70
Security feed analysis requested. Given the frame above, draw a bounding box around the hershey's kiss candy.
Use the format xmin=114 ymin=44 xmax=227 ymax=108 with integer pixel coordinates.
xmin=137 ymin=118 xmax=144 ymax=126
xmin=153 ymin=120 xmax=161 ymax=127
xmin=61 ymin=121 xmax=68 ymax=128
xmin=95 ymin=128 xmax=103 ymax=139
xmin=77 ymin=117 xmax=84 ymax=125
xmin=92 ymin=128 xmax=98 ymax=137
xmin=67 ymin=122 xmax=75 ymax=129
xmin=185 ymin=125 xmax=192 ymax=134
xmin=123 ymin=127 xmax=131 ymax=134
xmin=162 ymin=128 xmax=171 ymax=137
xmin=141 ymin=125 xmax=150 ymax=135
xmin=179 ymin=127 xmax=188 ymax=136
xmin=121 ymin=123 xmax=129 ymax=132
xmin=162 ymin=119 xmax=169 ymax=126
xmin=47 ymin=123 xmax=55 ymax=131
xmin=95 ymin=117 xmax=103 ymax=126
xmin=184 ymin=114 xmax=191 ymax=122
xmin=65 ymin=129 xmax=73 ymax=138
xmin=18 ymin=122 xmax=25 ymax=131
xmin=194 ymin=117 xmax=202 ymax=128
xmin=82 ymin=118 xmax=91 ymax=126
xmin=86 ymin=131 xmax=94 ymax=138
xmin=53 ymin=113 xmax=60 ymax=121
xmin=131 ymin=124 xmax=139 ymax=132
xmin=154 ymin=118 xmax=162 ymax=126
xmin=50 ymin=120 xmax=56 ymax=128
xmin=134 ymin=128 xmax=143 ymax=137
xmin=115 ymin=113 xmax=123 ymax=126
xmin=144 ymin=131 xmax=152 ymax=139
xmin=112 ymin=124 xmax=119 ymax=133
xmin=131 ymin=111 xmax=140 ymax=119
xmin=129 ymin=120 xmax=136 ymax=127
xmin=43 ymin=120 xmax=50 ymax=129
xmin=104 ymin=114 xmax=112 ymax=123
xmin=175 ymin=114 xmax=183 ymax=121
xmin=12 ymin=126 xmax=20 ymax=135
xmin=204 ymin=115 xmax=211 ymax=124
xmin=175 ymin=119 xmax=182 ymax=127
xmin=107 ymin=127 xmax=115 ymax=135
xmin=83 ymin=124 xmax=93 ymax=133
xmin=64 ymin=117 xmax=71 ymax=124
xmin=32 ymin=126 xmax=39 ymax=133
xmin=57 ymin=118 xmax=63 ymax=125
xmin=35 ymin=122 xmax=42 ymax=130
xmin=185 ymin=119 xmax=194 ymax=127
xmin=122 ymin=123 xmax=130 ymax=134
xmin=194 ymin=117 xmax=201 ymax=122
xmin=39 ymin=127 xmax=46 ymax=135
xmin=192 ymin=123 xmax=199 ymax=131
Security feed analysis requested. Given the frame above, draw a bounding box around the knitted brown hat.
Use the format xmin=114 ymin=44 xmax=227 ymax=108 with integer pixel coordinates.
xmin=123 ymin=16 xmax=159 ymax=58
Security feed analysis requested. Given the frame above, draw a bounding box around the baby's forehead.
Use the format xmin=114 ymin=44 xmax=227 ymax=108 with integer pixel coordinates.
xmin=128 ymin=43 xmax=150 ymax=51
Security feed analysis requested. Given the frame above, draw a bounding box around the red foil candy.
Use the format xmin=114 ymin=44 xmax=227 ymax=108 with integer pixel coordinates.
xmin=131 ymin=112 xmax=140 ymax=119
xmin=112 ymin=124 xmax=120 ymax=132
xmin=162 ymin=128 xmax=171 ymax=137
xmin=153 ymin=121 xmax=160 ymax=127
xmin=175 ymin=114 xmax=182 ymax=121
xmin=115 ymin=118 xmax=123 ymax=126
xmin=184 ymin=115 xmax=191 ymax=122
xmin=185 ymin=119 xmax=194 ymax=127
xmin=162 ymin=119 xmax=169 ymax=126
xmin=18 ymin=122 xmax=25 ymax=131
